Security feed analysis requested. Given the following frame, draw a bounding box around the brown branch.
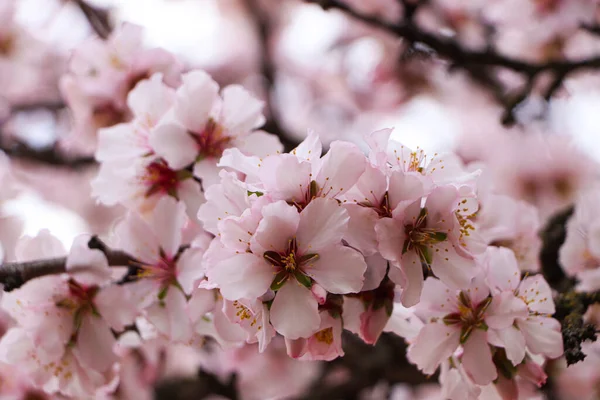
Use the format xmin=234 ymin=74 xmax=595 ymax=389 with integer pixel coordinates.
xmin=0 ymin=236 xmax=136 ymax=291
xmin=72 ymin=0 xmax=113 ymax=39
xmin=0 ymin=137 xmax=97 ymax=169
xmin=245 ymin=0 xmax=300 ymax=153
xmin=306 ymin=0 xmax=600 ymax=124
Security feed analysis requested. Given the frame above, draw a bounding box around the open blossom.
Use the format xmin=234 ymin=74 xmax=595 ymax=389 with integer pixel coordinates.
xmin=407 ymin=247 xmax=562 ymax=390
xmin=0 ymin=232 xmax=134 ymax=397
xmin=113 ymin=197 xmax=205 ymax=342
xmin=376 ymin=185 xmax=484 ymax=306
xmin=222 ymin=131 xmax=366 ymax=209
xmin=485 ymin=247 xmax=563 ymax=363
xmin=207 ymin=198 xmax=367 ymax=340
xmin=149 ymin=69 xmax=281 ymax=188
xmin=91 ymin=74 xmax=204 ymax=217
xmin=60 ymin=23 xmax=182 ymax=151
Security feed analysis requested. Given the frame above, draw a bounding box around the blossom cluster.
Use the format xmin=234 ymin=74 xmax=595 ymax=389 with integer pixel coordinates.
xmin=1 ymin=19 xmax=596 ymax=400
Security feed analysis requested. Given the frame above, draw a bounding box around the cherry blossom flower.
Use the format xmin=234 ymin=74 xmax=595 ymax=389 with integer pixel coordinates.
xmin=207 ymin=198 xmax=367 ymax=340
xmin=376 ymin=185 xmax=484 ymax=306
xmin=149 ymin=70 xmax=281 ymax=188
xmin=0 ymin=231 xmax=133 ymax=397
xmin=113 ymin=197 xmax=205 ymax=342
xmin=60 ymin=23 xmax=182 ymax=152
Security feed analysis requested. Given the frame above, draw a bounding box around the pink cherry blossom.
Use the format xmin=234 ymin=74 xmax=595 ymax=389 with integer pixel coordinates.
xmin=207 ymin=197 xmax=366 ymax=340
xmin=60 ymin=23 xmax=182 ymax=152
xmin=113 ymin=197 xmax=205 ymax=342
xmin=376 ymin=185 xmax=483 ymax=306
xmin=149 ymin=70 xmax=281 ymax=188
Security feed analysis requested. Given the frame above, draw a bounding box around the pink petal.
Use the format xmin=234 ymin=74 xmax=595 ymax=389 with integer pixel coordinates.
xmin=418 ymin=277 xmax=457 ymax=319
xmin=127 ymin=74 xmax=175 ymax=123
xmin=518 ymin=275 xmax=555 ymax=314
xmin=114 ymin=211 xmax=160 ymax=264
xmin=485 ymin=292 xmax=528 ymax=330
xmin=425 ymin=185 xmax=460 ymax=216
xmin=517 ymin=316 xmax=564 ymax=359
xmin=208 ymin=253 xmax=273 ymax=300
xmin=66 ymin=234 xmax=112 ymax=286
xmin=303 ymin=245 xmax=366 ymax=294
xmin=149 ymin=197 xmax=185 ymax=258
xmin=252 ymin=201 xmax=300 ymax=254
xmin=343 ymin=205 xmax=378 ymax=256
xmin=94 ymin=284 xmax=139 ymax=331
xmin=260 ymin=154 xmax=311 ymax=202
xmin=291 ymin=130 xmax=322 ymax=161
xmin=270 ymin=281 xmax=320 ymax=339
xmin=430 ymin=242 xmax=477 ymax=290
xmin=146 ymin=287 xmax=192 ymax=342
xmin=149 ymin=122 xmax=198 ymax=170
xmin=399 ymin=250 xmax=424 ymax=307
xmin=187 ymin=288 xmax=217 ymax=323
xmin=176 ymin=247 xmax=205 ymax=295
xmin=387 ymin=170 xmax=427 ymax=209
xmin=237 ymin=130 xmax=283 ymax=157
xmin=362 ymin=254 xmax=388 ymax=291
xmin=315 ymin=141 xmax=366 ymax=199
xmin=175 ymin=70 xmax=218 ymax=133
xmin=485 ymin=247 xmax=521 ymax=293
xmin=76 ymin=314 xmax=117 ymax=372
xmin=220 ymin=85 xmax=265 ymax=136
xmin=375 ymin=217 xmax=405 ymax=263
xmin=461 ymin=330 xmax=497 ymax=385
xmin=193 ymin=159 xmax=222 ymax=189
xmin=487 ymin=326 xmax=526 ymax=365
xmin=296 ymin=198 xmax=349 ymax=254
xmin=95 ymin=123 xmax=148 ymax=163
xmin=407 ymin=323 xmax=460 ymax=375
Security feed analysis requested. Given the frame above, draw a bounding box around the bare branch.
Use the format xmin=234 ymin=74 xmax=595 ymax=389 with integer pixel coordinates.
xmin=72 ymin=0 xmax=113 ymax=39
xmin=0 ymin=236 xmax=136 ymax=291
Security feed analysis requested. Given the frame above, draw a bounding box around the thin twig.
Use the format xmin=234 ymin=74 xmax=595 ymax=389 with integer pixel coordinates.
xmin=245 ymin=0 xmax=300 ymax=152
xmin=0 ymin=236 xmax=136 ymax=291
xmin=72 ymin=0 xmax=113 ymax=39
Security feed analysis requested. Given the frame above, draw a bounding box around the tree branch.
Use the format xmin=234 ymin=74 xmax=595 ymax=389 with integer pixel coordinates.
xmin=306 ymin=0 xmax=600 ymax=124
xmin=0 ymin=236 xmax=136 ymax=291
xmin=72 ymin=0 xmax=113 ymax=39
xmin=0 ymin=137 xmax=97 ymax=169
xmin=245 ymin=0 xmax=300 ymax=152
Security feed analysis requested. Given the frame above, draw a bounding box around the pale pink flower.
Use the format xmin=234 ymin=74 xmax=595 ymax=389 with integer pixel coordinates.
xmin=207 ymin=198 xmax=366 ymax=339
xmin=113 ymin=197 xmax=205 ymax=342
xmin=485 ymin=247 xmax=563 ymax=363
xmin=285 ymin=310 xmax=343 ymax=361
xmin=149 ymin=70 xmax=280 ymax=188
xmin=376 ymin=185 xmax=483 ymax=306
xmin=343 ymin=277 xmax=395 ymax=345
xmin=364 ymin=128 xmax=479 ymax=188
xmin=407 ymin=275 xmax=498 ymax=385
xmin=223 ymin=297 xmax=276 ymax=352
xmin=0 ymin=231 xmax=131 ymax=397
xmin=91 ymin=74 xmax=204 ymax=218
xmin=60 ymin=23 xmax=182 ymax=152
xmin=235 ymin=132 xmax=367 ymax=209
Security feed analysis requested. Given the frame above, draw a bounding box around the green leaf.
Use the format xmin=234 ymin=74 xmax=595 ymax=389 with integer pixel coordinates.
xmin=270 ymin=271 xmax=289 ymax=291
xmin=176 ymin=169 xmax=194 ymax=180
xmin=247 ymin=190 xmax=264 ymax=197
xmin=294 ymin=271 xmax=313 ymax=289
